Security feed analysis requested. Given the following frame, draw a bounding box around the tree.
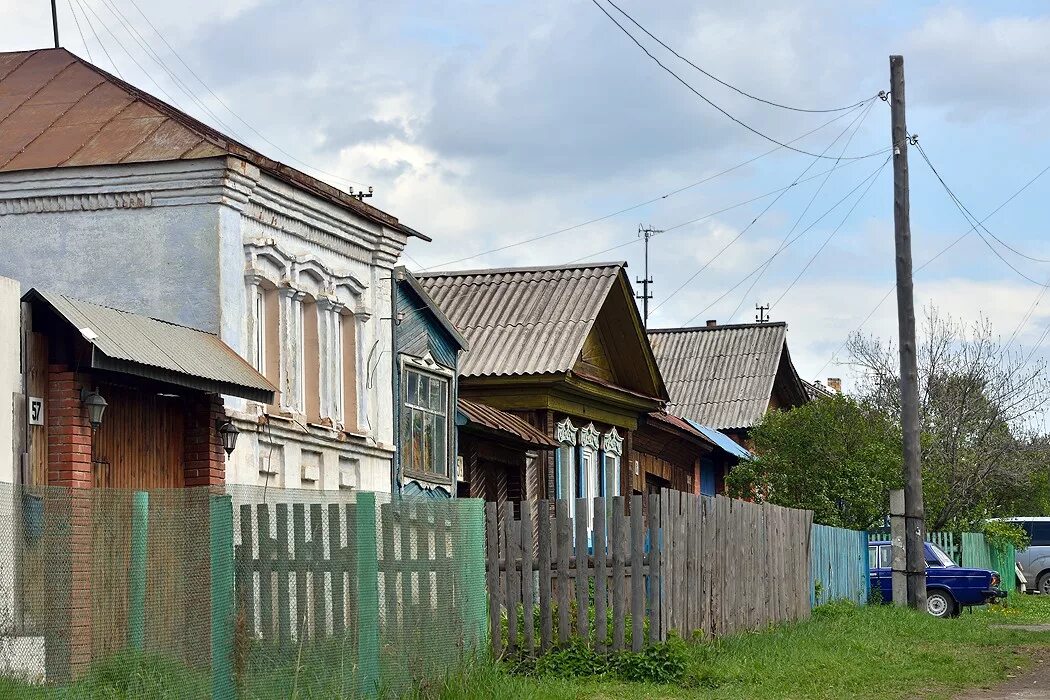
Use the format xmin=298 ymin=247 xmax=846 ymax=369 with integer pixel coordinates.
xmin=726 ymin=393 xmax=901 ymax=530
xmin=848 ymin=306 xmax=1050 ymax=530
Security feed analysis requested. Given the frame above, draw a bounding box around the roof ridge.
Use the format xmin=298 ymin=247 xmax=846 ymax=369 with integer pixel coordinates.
xmin=648 ymin=321 xmax=787 ymax=333
xmin=415 ymin=261 xmax=626 ymax=278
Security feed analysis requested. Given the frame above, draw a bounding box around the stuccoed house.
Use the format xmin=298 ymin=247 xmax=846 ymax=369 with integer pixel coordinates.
xmin=0 ymin=48 xmax=430 ymax=493
xmin=648 ymin=320 xmax=808 ymax=494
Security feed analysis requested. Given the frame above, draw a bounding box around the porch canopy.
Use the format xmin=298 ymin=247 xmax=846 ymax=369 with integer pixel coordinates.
xmin=456 ymin=398 xmax=557 ymax=450
xmin=25 ymin=289 xmax=276 ymax=403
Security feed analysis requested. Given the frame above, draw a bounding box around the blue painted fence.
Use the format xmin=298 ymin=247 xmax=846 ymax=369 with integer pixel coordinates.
xmin=810 ymin=524 xmax=870 ymax=607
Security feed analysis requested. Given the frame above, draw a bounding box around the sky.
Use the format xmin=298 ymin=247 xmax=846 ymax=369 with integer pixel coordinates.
xmin=5 ymin=0 xmax=1050 ymax=389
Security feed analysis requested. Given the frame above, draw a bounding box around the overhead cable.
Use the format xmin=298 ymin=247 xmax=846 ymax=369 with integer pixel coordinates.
xmin=590 ymin=0 xmax=884 ymax=161
xmin=605 ymin=0 xmax=872 ymax=114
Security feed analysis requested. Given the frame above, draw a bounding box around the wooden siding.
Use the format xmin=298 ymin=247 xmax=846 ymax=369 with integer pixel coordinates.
xmin=92 ymin=382 xmax=185 ymax=489
xmin=26 ymin=331 xmax=48 ymax=486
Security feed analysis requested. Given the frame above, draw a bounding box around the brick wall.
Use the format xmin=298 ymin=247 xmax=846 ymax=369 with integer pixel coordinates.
xmin=184 ymin=394 xmax=227 ymax=487
xmin=45 ymin=364 xmax=92 ymax=678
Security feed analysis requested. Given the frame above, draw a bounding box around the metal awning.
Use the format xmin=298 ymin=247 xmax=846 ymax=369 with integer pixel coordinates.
xmin=27 ymin=289 xmax=276 ymax=403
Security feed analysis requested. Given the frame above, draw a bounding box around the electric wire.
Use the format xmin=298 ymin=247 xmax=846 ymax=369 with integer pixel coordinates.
xmin=605 ymin=0 xmax=872 ymax=114
xmin=590 ymin=0 xmax=885 ymax=162
xmin=421 ymin=101 xmax=874 ymax=270
xmin=680 ymin=155 xmax=891 ymax=327
xmin=651 ymin=100 xmax=879 ymax=316
xmin=66 ymin=0 xmax=94 ymax=64
xmin=75 ymin=0 xmax=122 ymax=78
xmin=727 ymin=97 xmax=878 ymax=321
xmin=813 ymin=158 xmax=1050 ymax=378
xmin=122 ymin=0 xmax=371 ymax=189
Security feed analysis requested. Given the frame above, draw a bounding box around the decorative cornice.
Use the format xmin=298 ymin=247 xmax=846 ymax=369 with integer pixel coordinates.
xmin=0 ymin=191 xmax=150 ymax=215
xmin=555 ymin=417 xmax=578 ymax=445
xmin=602 ymin=427 xmax=623 ymax=456
xmin=579 ymin=422 xmax=601 ymax=451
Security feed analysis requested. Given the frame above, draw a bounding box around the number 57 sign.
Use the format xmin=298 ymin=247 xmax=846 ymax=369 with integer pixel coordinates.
xmin=28 ymin=397 xmax=43 ymax=426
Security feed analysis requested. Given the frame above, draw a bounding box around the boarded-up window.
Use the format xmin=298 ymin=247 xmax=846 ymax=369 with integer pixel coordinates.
xmin=341 ymin=311 xmax=358 ymax=429
xmin=261 ymin=286 xmax=280 ymax=405
xmin=302 ymin=299 xmax=320 ymax=421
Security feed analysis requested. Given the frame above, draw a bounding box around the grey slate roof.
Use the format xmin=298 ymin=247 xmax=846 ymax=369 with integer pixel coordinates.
xmin=28 ymin=289 xmax=276 ymax=403
xmin=648 ymin=322 xmax=801 ymax=430
xmin=415 ymin=263 xmax=622 ymax=378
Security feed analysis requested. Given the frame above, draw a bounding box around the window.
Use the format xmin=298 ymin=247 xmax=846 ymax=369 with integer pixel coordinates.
xmin=1029 ymin=521 xmax=1050 ymax=547
xmin=879 ymin=546 xmax=893 ymax=569
xmin=868 ymin=546 xmax=878 ymax=569
xmin=254 ymin=285 xmax=280 ymax=404
xmin=302 ymin=298 xmax=320 ymax=420
xmin=340 ymin=311 xmax=358 ymax=429
xmin=402 ymin=368 xmax=449 ymax=477
xmin=555 ymin=418 xmax=578 ymax=519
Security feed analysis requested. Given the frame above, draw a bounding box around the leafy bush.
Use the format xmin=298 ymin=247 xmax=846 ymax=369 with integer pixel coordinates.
xmin=982 ymin=520 xmax=1030 ymax=551
xmin=515 ymin=634 xmax=688 ymax=684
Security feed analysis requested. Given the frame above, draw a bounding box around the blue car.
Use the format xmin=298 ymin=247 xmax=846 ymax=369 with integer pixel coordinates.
xmin=868 ymin=540 xmax=1006 ymax=618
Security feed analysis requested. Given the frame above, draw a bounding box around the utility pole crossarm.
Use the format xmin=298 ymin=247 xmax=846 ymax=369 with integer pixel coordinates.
xmin=889 ymin=54 xmax=927 ymax=612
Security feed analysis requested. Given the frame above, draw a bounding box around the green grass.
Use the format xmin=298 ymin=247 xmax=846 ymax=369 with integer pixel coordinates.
xmin=417 ymin=595 xmax=1050 ymax=700
xmin=3 ymin=596 xmax=1048 ymax=699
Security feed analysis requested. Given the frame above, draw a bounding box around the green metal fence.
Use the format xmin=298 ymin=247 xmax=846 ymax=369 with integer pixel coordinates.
xmin=0 ymin=482 xmax=487 ymax=699
xmin=960 ymin=532 xmax=1017 ymax=590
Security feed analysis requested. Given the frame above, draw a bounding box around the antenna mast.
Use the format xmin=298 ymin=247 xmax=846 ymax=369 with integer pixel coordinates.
xmin=51 ymin=0 xmax=60 ymax=48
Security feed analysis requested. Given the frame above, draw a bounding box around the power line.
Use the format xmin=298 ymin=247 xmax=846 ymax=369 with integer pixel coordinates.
xmin=728 ymin=98 xmax=879 ymax=321
xmin=74 ymin=0 xmax=121 ymax=78
xmin=651 ymin=101 xmax=878 ymax=316
xmin=590 ymin=0 xmax=884 ymax=162
xmin=422 ymin=102 xmax=875 ymax=271
xmin=680 ymin=155 xmax=890 ymax=327
xmin=813 ymin=158 xmax=1050 ymax=378
xmin=121 ymin=0 xmax=371 ymax=189
xmin=605 ymin=0 xmax=871 ymax=114
xmin=66 ymin=0 xmax=94 ymax=63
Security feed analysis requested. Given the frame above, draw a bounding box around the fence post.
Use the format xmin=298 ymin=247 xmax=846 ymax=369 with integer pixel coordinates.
xmin=128 ymin=491 xmax=149 ymax=651
xmin=459 ymin=498 xmax=488 ymax=656
xmin=209 ymin=493 xmax=235 ymax=700
xmin=356 ymin=493 xmax=380 ymax=699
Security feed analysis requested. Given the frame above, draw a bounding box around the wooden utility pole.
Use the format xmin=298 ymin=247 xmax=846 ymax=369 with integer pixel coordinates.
xmin=51 ymin=0 xmax=60 ymax=48
xmin=889 ymin=55 xmax=926 ymax=611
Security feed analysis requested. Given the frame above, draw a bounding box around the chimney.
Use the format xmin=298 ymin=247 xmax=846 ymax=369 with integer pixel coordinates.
xmin=706 ymin=319 xmax=717 ymax=327
xmin=827 ymin=377 xmax=842 ymax=393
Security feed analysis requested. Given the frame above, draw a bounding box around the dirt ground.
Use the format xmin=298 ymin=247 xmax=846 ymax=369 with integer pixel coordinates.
xmin=952 ymin=645 xmax=1050 ymax=700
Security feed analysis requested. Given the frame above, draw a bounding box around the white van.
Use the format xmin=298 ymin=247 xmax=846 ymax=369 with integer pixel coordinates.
xmin=1001 ymin=517 xmax=1050 ymax=594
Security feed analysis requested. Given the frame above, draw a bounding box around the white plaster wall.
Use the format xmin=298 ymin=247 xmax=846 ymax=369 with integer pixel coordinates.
xmin=0 ymin=276 xmax=20 ymax=485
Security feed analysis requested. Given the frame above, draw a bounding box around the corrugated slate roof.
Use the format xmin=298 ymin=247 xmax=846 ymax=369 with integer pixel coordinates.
xmin=28 ymin=289 xmax=275 ymax=403
xmin=457 ymin=398 xmax=558 ymax=448
xmin=416 ymin=263 xmax=622 ymax=378
xmin=0 ymin=48 xmax=426 ymax=240
xmin=648 ymin=322 xmax=793 ymax=430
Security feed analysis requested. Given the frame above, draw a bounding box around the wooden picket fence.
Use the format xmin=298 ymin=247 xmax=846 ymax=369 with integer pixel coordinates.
xmin=868 ymin=529 xmax=961 ymax=563
xmin=485 ymin=490 xmax=815 ymax=657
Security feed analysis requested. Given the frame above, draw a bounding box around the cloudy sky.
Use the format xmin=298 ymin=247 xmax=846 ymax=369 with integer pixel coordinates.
xmin=5 ymin=0 xmax=1050 ymax=387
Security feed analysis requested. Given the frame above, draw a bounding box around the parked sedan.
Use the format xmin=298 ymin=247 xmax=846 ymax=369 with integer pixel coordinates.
xmin=868 ymin=540 xmax=1006 ymax=617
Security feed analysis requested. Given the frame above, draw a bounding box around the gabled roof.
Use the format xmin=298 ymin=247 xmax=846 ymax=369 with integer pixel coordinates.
xmin=0 ymin=48 xmax=427 ymax=240
xmin=457 ymin=398 xmax=558 ymax=449
xmin=26 ymin=288 xmax=275 ymax=403
xmin=647 ymin=321 xmax=807 ymax=430
xmin=417 ymin=262 xmax=619 ymax=373
xmin=394 ymin=266 xmax=469 ymax=351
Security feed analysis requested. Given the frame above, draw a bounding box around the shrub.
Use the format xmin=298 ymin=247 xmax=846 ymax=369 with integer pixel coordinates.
xmin=515 ymin=634 xmax=688 ymax=685
xmin=982 ymin=520 xmax=1030 ymax=551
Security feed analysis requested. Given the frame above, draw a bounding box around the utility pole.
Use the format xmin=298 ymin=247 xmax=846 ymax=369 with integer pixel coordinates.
xmin=889 ymin=54 xmax=926 ymax=612
xmin=636 ymin=225 xmax=661 ymax=328
xmin=51 ymin=0 xmax=60 ymax=48
xmin=755 ymin=304 xmax=770 ymax=323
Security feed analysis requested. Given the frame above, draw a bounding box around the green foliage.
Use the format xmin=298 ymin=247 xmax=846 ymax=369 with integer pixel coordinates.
xmin=514 ymin=634 xmax=689 ymax=685
xmin=982 ymin=520 xmax=1030 ymax=551
xmin=726 ymin=393 xmax=901 ymax=529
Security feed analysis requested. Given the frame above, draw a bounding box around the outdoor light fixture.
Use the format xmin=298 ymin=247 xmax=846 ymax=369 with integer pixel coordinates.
xmin=80 ymin=388 xmax=107 ymax=432
xmin=216 ymin=419 xmax=240 ymax=457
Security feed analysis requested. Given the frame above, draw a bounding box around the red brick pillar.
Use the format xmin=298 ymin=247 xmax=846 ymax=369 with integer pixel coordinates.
xmin=46 ymin=365 xmax=93 ymax=678
xmin=184 ymin=394 xmax=227 ymax=487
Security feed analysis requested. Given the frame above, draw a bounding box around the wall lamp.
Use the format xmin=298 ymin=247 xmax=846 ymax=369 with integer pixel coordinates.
xmin=80 ymin=388 xmax=108 ymax=432
xmin=216 ymin=418 xmax=240 ymax=456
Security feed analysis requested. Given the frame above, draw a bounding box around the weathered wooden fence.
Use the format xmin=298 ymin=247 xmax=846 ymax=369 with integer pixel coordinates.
xmin=810 ymin=524 xmax=869 ymax=606
xmin=960 ymin=533 xmax=1017 ymax=590
xmin=485 ymin=490 xmax=815 ymax=657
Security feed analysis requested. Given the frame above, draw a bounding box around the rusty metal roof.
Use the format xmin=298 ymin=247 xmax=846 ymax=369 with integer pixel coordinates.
xmin=416 ymin=263 xmax=623 ymax=378
xmin=457 ymin=398 xmax=557 ymax=448
xmin=26 ymin=288 xmax=276 ymax=403
xmin=648 ymin=322 xmax=806 ymax=430
xmin=0 ymin=48 xmax=427 ymax=240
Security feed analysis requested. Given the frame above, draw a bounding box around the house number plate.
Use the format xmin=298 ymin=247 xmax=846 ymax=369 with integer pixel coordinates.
xmin=28 ymin=397 xmax=43 ymax=426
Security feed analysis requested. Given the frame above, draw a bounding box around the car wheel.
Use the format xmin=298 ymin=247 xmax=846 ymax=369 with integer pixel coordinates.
xmin=926 ymin=589 xmax=955 ymax=618
xmin=1038 ymin=572 xmax=1050 ymax=595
